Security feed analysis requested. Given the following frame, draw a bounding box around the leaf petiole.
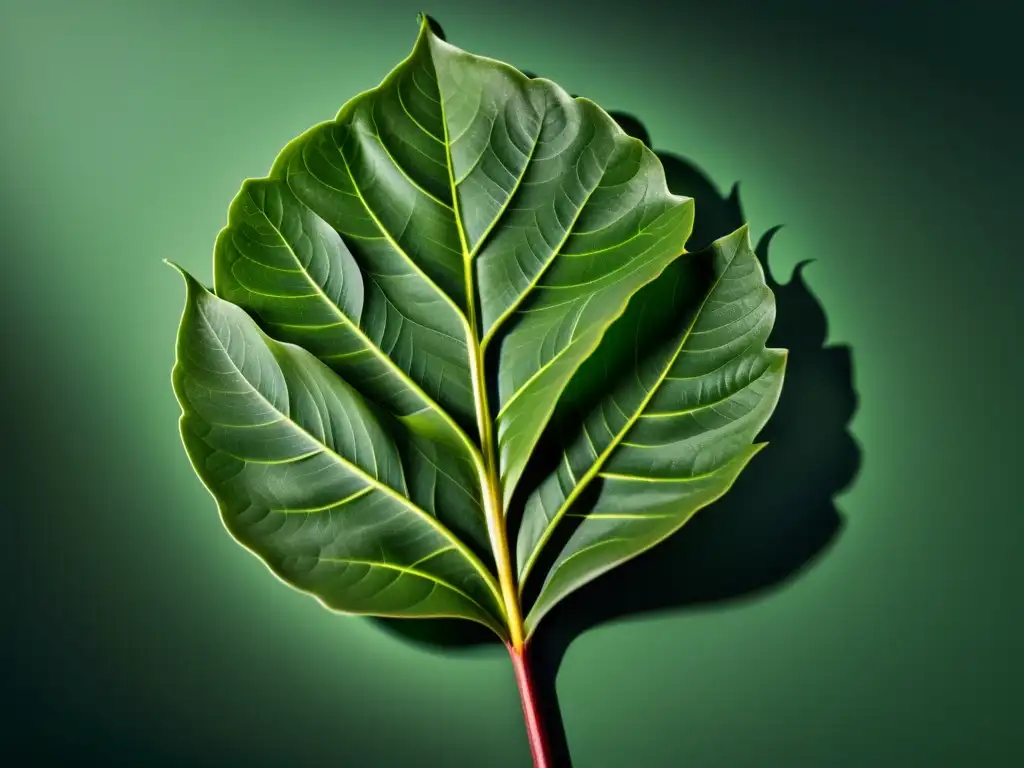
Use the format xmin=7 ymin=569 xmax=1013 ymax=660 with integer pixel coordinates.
xmin=509 ymin=643 xmax=554 ymax=768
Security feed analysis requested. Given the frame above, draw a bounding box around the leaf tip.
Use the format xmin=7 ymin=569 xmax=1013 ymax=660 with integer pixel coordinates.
xmin=416 ymin=12 xmax=446 ymax=41
xmin=770 ymin=347 xmax=790 ymax=373
xmin=163 ymin=260 xmax=206 ymax=301
xmin=725 ymin=222 xmax=753 ymax=251
xmin=163 ymin=258 xmax=187 ymax=278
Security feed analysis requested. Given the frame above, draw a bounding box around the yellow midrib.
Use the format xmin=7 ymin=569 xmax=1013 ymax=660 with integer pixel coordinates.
xmin=435 ymin=59 xmax=526 ymax=651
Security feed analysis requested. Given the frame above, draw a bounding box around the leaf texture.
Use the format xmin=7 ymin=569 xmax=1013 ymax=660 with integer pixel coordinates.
xmin=211 ymin=17 xmax=694 ymax=525
xmin=171 ymin=266 xmax=506 ymax=634
xmin=518 ymin=228 xmax=786 ymax=634
xmin=171 ymin=16 xmax=785 ymax=644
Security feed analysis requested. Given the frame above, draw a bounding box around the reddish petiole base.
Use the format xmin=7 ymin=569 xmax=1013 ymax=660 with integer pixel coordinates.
xmin=508 ymin=643 xmax=554 ymax=768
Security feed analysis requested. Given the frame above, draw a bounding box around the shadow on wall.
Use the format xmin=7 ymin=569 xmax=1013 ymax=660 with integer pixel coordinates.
xmin=374 ymin=49 xmax=862 ymax=767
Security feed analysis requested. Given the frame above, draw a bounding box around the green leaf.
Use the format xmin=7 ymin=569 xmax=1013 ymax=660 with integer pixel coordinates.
xmin=212 ymin=176 xmax=491 ymax=557
xmin=170 ymin=20 xmax=786 ymax=757
xmin=170 ymin=265 xmax=506 ymax=635
xmin=518 ymin=227 xmax=786 ymax=635
xmin=211 ymin=17 xmax=695 ymax=527
xmin=172 ymin=18 xmax=786 ymax=765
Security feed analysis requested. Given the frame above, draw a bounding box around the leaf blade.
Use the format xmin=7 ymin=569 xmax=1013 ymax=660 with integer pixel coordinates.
xmin=423 ymin=30 xmax=697 ymax=507
xmin=524 ymin=445 xmax=768 ymax=635
xmin=517 ymin=227 xmax=786 ymax=633
xmin=170 ymin=265 xmax=506 ymax=635
xmin=173 ymin=18 xmax=788 ymax=652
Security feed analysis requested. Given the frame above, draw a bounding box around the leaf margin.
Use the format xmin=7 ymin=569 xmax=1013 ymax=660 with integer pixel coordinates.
xmin=515 ymin=225 xmax=788 ymax=633
xmin=166 ymin=260 xmax=509 ymax=637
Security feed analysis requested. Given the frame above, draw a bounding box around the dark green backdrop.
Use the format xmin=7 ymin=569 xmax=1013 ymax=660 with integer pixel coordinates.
xmin=3 ymin=0 xmax=1021 ymax=765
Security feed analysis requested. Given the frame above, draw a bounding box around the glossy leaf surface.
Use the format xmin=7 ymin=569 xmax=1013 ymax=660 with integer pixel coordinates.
xmin=170 ymin=17 xmax=784 ymax=649
xmin=211 ymin=18 xmax=694 ymax=523
xmin=519 ymin=228 xmax=786 ymax=633
xmin=171 ymin=267 xmax=506 ymax=634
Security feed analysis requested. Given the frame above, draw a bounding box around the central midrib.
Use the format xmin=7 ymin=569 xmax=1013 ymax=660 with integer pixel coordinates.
xmin=434 ymin=67 xmax=527 ymax=652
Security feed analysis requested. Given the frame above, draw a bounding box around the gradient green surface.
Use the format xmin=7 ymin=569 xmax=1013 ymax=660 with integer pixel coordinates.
xmin=2 ymin=0 xmax=1021 ymax=765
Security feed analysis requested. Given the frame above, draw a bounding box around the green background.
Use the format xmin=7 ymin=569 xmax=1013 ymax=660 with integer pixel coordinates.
xmin=2 ymin=0 xmax=1021 ymax=765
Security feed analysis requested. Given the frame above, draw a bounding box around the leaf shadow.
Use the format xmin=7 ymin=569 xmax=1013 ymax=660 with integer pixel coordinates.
xmin=373 ymin=58 xmax=861 ymax=767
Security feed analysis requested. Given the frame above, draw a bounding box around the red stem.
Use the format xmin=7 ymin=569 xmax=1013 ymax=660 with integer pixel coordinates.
xmin=508 ymin=643 xmax=554 ymax=768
